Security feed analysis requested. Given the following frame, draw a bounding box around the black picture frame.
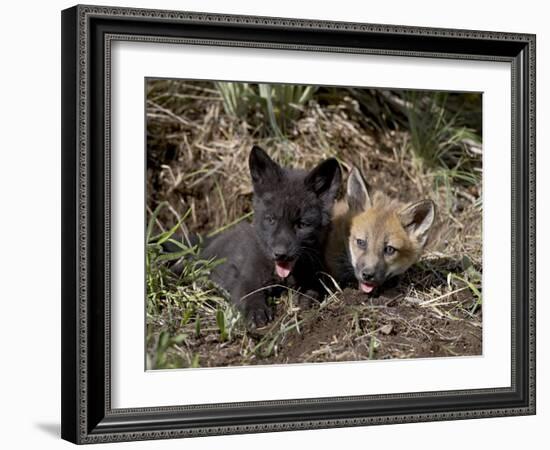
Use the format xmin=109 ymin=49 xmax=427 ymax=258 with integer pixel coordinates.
xmin=61 ymin=4 xmax=536 ymax=444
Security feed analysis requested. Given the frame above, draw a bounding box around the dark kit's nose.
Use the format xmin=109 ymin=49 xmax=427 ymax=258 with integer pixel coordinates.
xmin=273 ymin=246 xmax=290 ymax=261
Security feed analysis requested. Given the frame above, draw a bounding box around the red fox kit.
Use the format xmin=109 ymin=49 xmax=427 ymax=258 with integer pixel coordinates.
xmin=325 ymin=167 xmax=435 ymax=294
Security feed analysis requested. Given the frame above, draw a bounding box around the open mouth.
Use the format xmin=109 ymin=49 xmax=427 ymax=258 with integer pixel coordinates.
xmin=359 ymin=281 xmax=377 ymax=294
xmin=275 ymin=260 xmax=295 ymax=278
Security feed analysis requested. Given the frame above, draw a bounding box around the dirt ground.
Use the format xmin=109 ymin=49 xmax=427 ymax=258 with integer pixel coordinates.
xmin=174 ymin=281 xmax=482 ymax=368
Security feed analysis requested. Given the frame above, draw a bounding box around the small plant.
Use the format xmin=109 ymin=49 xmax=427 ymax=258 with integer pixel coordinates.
xmin=147 ymin=330 xmax=188 ymax=370
xmin=404 ymin=91 xmax=482 ymax=178
xmin=449 ymin=263 xmax=482 ymax=315
xmin=146 ymin=203 xmax=238 ymax=369
xmin=215 ymin=82 xmax=316 ymax=137
xmin=258 ymin=83 xmax=316 ymax=136
xmin=214 ymin=82 xmax=254 ymax=118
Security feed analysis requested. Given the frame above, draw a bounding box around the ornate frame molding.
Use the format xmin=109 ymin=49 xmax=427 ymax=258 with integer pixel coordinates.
xmin=61 ymin=5 xmax=536 ymax=444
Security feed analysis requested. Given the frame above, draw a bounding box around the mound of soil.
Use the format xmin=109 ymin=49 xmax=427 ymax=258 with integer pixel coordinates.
xmin=186 ymin=287 xmax=481 ymax=368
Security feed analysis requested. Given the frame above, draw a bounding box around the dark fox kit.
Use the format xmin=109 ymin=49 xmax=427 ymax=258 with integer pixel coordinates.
xmin=199 ymin=146 xmax=341 ymax=327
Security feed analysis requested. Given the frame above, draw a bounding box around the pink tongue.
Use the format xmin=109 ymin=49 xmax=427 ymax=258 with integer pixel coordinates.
xmin=359 ymin=282 xmax=376 ymax=293
xmin=275 ymin=262 xmax=292 ymax=278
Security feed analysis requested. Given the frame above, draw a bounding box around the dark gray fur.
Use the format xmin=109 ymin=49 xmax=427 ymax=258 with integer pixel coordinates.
xmin=200 ymin=146 xmax=341 ymax=327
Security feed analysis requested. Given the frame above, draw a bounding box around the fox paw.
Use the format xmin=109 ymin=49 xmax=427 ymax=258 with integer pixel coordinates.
xmin=244 ymin=300 xmax=274 ymax=328
xmin=297 ymin=289 xmax=321 ymax=309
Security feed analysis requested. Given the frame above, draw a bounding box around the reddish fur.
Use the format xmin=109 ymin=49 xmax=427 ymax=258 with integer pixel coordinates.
xmin=324 ymin=177 xmax=434 ymax=289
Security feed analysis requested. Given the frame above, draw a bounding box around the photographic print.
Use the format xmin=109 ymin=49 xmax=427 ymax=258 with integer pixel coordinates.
xmin=145 ymin=80 xmax=483 ymax=370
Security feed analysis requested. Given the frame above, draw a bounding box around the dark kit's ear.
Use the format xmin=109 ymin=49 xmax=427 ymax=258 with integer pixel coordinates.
xmin=249 ymin=146 xmax=283 ymax=191
xmin=346 ymin=167 xmax=371 ymax=213
xmin=399 ymin=200 xmax=436 ymax=247
xmin=304 ymin=158 xmax=341 ymax=204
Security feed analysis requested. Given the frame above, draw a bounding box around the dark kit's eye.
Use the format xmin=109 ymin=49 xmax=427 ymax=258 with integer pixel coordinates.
xmin=296 ymin=220 xmax=309 ymax=230
xmin=384 ymin=245 xmax=396 ymax=256
xmin=356 ymin=238 xmax=367 ymax=249
xmin=264 ymin=215 xmax=276 ymax=225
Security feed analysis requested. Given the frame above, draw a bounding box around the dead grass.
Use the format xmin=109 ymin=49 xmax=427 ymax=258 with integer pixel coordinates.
xmin=145 ymin=79 xmax=482 ymax=369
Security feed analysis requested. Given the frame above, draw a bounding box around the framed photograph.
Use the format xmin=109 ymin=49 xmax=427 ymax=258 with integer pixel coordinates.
xmin=61 ymin=4 xmax=536 ymax=444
